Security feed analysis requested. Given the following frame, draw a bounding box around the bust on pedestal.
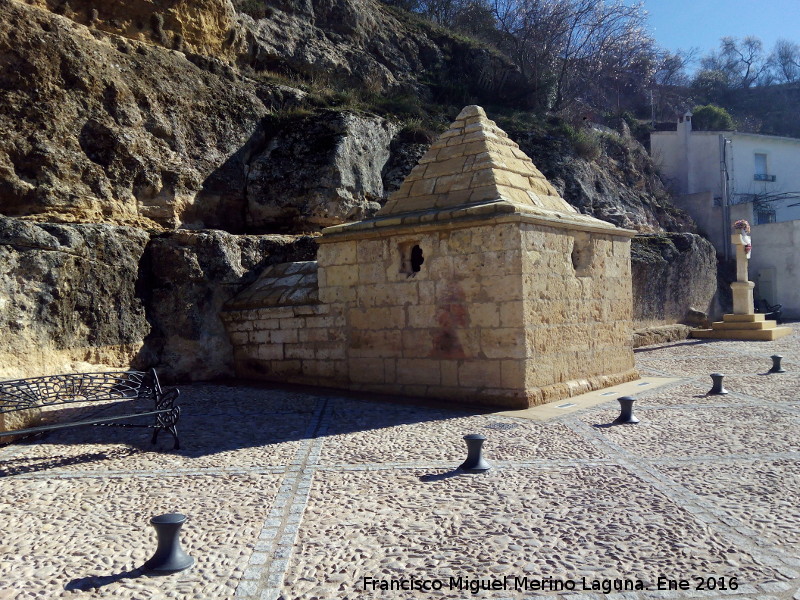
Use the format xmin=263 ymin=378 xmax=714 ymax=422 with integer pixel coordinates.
xmin=692 ymin=221 xmax=790 ymax=341
xmin=730 ymin=230 xmax=755 ymax=315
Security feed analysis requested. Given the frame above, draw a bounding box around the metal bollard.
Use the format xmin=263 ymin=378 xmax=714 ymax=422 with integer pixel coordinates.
xmin=613 ymin=396 xmax=639 ymax=424
xmin=459 ymin=434 xmax=491 ymax=473
xmin=708 ymin=373 xmax=728 ymax=395
xmin=769 ymin=355 xmax=786 ymax=373
xmin=142 ymin=513 xmax=194 ymax=574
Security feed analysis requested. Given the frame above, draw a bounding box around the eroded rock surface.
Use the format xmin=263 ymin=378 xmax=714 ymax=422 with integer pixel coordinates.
xmin=0 ymin=0 xmax=303 ymax=230
xmin=631 ymin=233 xmax=719 ymax=328
xmin=0 ymin=217 xmax=150 ymax=379
xmin=247 ymin=112 xmax=398 ymax=230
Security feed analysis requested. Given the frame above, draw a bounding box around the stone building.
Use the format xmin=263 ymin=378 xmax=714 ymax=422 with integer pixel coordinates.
xmin=222 ymin=106 xmax=638 ymax=408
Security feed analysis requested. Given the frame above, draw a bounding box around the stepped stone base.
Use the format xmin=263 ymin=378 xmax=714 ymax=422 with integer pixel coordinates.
xmin=691 ymin=313 xmax=792 ymax=341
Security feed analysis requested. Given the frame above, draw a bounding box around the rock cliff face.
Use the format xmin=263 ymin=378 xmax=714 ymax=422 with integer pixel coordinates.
xmin=0 ymin=217 xmax=150 ymax=379
xmin=0 ymin=0 xmax=303 ymax=230
xmin=631 ymin=233 xmax=719 ymax=328
xmin=29 ymin=0 xmax=237 ymax=57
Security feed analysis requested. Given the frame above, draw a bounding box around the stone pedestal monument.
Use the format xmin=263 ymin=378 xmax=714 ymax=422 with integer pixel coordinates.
xmin=693 ymin=225 xmax=790 ymax=341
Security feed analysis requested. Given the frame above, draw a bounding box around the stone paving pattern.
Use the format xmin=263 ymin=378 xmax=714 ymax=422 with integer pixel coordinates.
xmin=0 ymin=325 xmax=799 ymax=599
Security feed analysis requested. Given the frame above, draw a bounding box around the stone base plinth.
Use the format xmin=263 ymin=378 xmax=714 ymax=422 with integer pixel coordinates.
xmin=731 ymin=280 xmax=755 ymax=315
xmin=691 ymin=313 xmax=792 ymax=341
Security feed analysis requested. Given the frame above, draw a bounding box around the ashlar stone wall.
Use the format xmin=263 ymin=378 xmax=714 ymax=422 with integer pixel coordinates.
xmin=520 ymin=225 xmax=636 ymax=402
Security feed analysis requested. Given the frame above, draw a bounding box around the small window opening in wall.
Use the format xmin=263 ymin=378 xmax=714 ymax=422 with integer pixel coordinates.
xmin=571 ymin=234 xmax=593 ymax=277
xmin=400 ymin=242 xmax=424 ymax=277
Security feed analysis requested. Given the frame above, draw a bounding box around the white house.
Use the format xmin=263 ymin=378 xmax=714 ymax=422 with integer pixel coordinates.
xmin=651 ymin=112 xmax=800 ymax=318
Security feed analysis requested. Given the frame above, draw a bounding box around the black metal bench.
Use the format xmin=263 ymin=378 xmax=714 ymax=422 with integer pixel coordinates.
xmin=0 ymin=369 xmax=181 ymax=450
xmin=756 ymin=298 xmax=783 ymax=324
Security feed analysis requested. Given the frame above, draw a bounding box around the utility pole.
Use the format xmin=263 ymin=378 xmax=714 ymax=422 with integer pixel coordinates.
xmin=719 ymin=135 xmax=731 ymax=261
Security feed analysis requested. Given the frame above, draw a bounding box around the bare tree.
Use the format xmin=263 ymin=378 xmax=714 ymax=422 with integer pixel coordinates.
xmin=490 ymin=0 xmax=655 ymax=111
xmin=701 ymin=36 xmax=770 ymax=88
xmin=770 ymin=39 xmax=800 ymax=83
xmin=654 ymin=48 xmax=697 ymax=87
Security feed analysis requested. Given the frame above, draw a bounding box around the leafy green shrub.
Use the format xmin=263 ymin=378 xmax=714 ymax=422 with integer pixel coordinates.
xmin=559 ymin=123 xmax=601 ymax=160
xmin=691 ymin=104 xmax=735 ymax=131
xmin=398 ymin=118 xmax=437 ymax=143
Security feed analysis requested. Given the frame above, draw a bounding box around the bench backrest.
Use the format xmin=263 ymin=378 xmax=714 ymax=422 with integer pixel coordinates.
xmin=0 ymin=370 xmax=162 ymax=414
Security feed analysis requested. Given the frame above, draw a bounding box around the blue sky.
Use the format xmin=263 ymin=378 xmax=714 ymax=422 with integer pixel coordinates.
xmin=642 ymin=0 xmax=800 ymax=64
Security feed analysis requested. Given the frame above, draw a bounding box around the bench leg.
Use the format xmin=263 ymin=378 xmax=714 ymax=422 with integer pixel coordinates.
xmin=151 ymin=425 xmax=180 ymax=450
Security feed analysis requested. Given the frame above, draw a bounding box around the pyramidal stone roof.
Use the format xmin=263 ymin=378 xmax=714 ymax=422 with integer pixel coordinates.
xmin=378 ymin=105 xmax=580 ymax=218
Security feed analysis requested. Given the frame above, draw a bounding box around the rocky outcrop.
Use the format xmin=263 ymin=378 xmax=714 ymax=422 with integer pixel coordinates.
xmin=0 ymin=217 xmax=150 ymax=379
xmin=28 ymin=0 xmax=237 ymax=56
xmin=141 ymin=229 xmax=317 ymax=381
xmin=236 ymin=0 xmax=524 ymax=98
xmin=246 ymin=112 xmax=398 ymax=230
xmin=631 ymin=233 xmax=719 ymax=329
xmin=0 ymin=0 xmax=304 ymax=230
xmin=514 ymin=127 xmax=695 ymax=233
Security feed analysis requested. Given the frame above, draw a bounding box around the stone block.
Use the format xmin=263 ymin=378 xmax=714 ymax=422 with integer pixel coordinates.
xmin=0 ymin=407 xmax=42 ymax=437
xmin=230 ymin=331 xmax=249 ymax=345
xmin=250 ymin=330 xmax=268 ymax=344
xmin=425 ymin=156 xmax=468 ymax=178
xmin=325 ymin=265 xmax=358 ymax=288
xmin=427 ymin=255 xmax=454 ymax=280
xmin=469 ymin=185 xmax=501 ymax=203
xmin=406 ymin=304 xmax=437 ymax=329
xmin=499 ymin=301 xmax=524 ymax=328
xmin=401 ymin=329 xmax=433 ymax=357
xmin=357 ymin=239 xmax=388 ymax=263
xmin=258 ymin=344 xmax=284 ymax=360
xmin=480 ymin=328 xmax=525 ymax=358
xmin=470 ymin=302 xmax=500 ymax=328
xmin=493 ymin=169 xmax=530 ymax=189
xmin=349 ymin=329 xmax=402 ymax=358
xmin=396 ymin=358 xmax=442 ymax=385
xmin=357 ymin=262 xmax=389 ymax=285
xmin=359 ymin=283 xmax=418 ymax=308
xmin=409 ymin=178 xmax=436 ymax=197
xmin=480 ymin=275 xmax=523 ymax=302
xmin=349 ymin=307 xmax=405 ymax=330
xmin=440 ymin=361 xmax=459 ymax=387
xmin=315 ymin=343 xmax=347 ymax=360
xmin=384 ymin=359 xmax=397 ymax=383
xmin=500 ymin=359 xmax=525 ymax=389
xmin=418 ymin=281 xmax=436 ymax=304
xmin=318 ymin=285 xmax=356 ymax=304
xmin=301 ymin=360 xmax=340 ymax=379
xmin=458 ymin=360 xmax=502 ymax=388
xmin=285 ymin=344 xmax=315 ymax=360
xmin=317 ymin=241 xmax=356 ymax=267
xmin=445 ymin=134 xmax=466 ymax=147
xmin=349 ymin=358 xmax=384 ymax=383
xmin=254 ymin=318 xmax=281 ymax=330
xmin=404 ymin=164 xmax=428 ymax=182
xmin=435 ymin=144 xmax=467 ymax=160
xmin=298 ymin=327 xmax=335 ymax=343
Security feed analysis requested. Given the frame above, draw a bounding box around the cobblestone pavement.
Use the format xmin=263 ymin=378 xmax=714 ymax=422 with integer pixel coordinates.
xmin=1 ymin=325 xmax=799 ymax=600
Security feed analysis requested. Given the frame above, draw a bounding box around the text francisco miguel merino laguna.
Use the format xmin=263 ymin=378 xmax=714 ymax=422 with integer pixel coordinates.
xmin=363 ymin=575 xmax=664 ymax=594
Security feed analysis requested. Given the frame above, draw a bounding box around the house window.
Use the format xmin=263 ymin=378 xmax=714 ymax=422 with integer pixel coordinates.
xmin=756 ymin=209 xmax=776 ymax=225
xmin=754 ymin=153 xmax=775 ymax=181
